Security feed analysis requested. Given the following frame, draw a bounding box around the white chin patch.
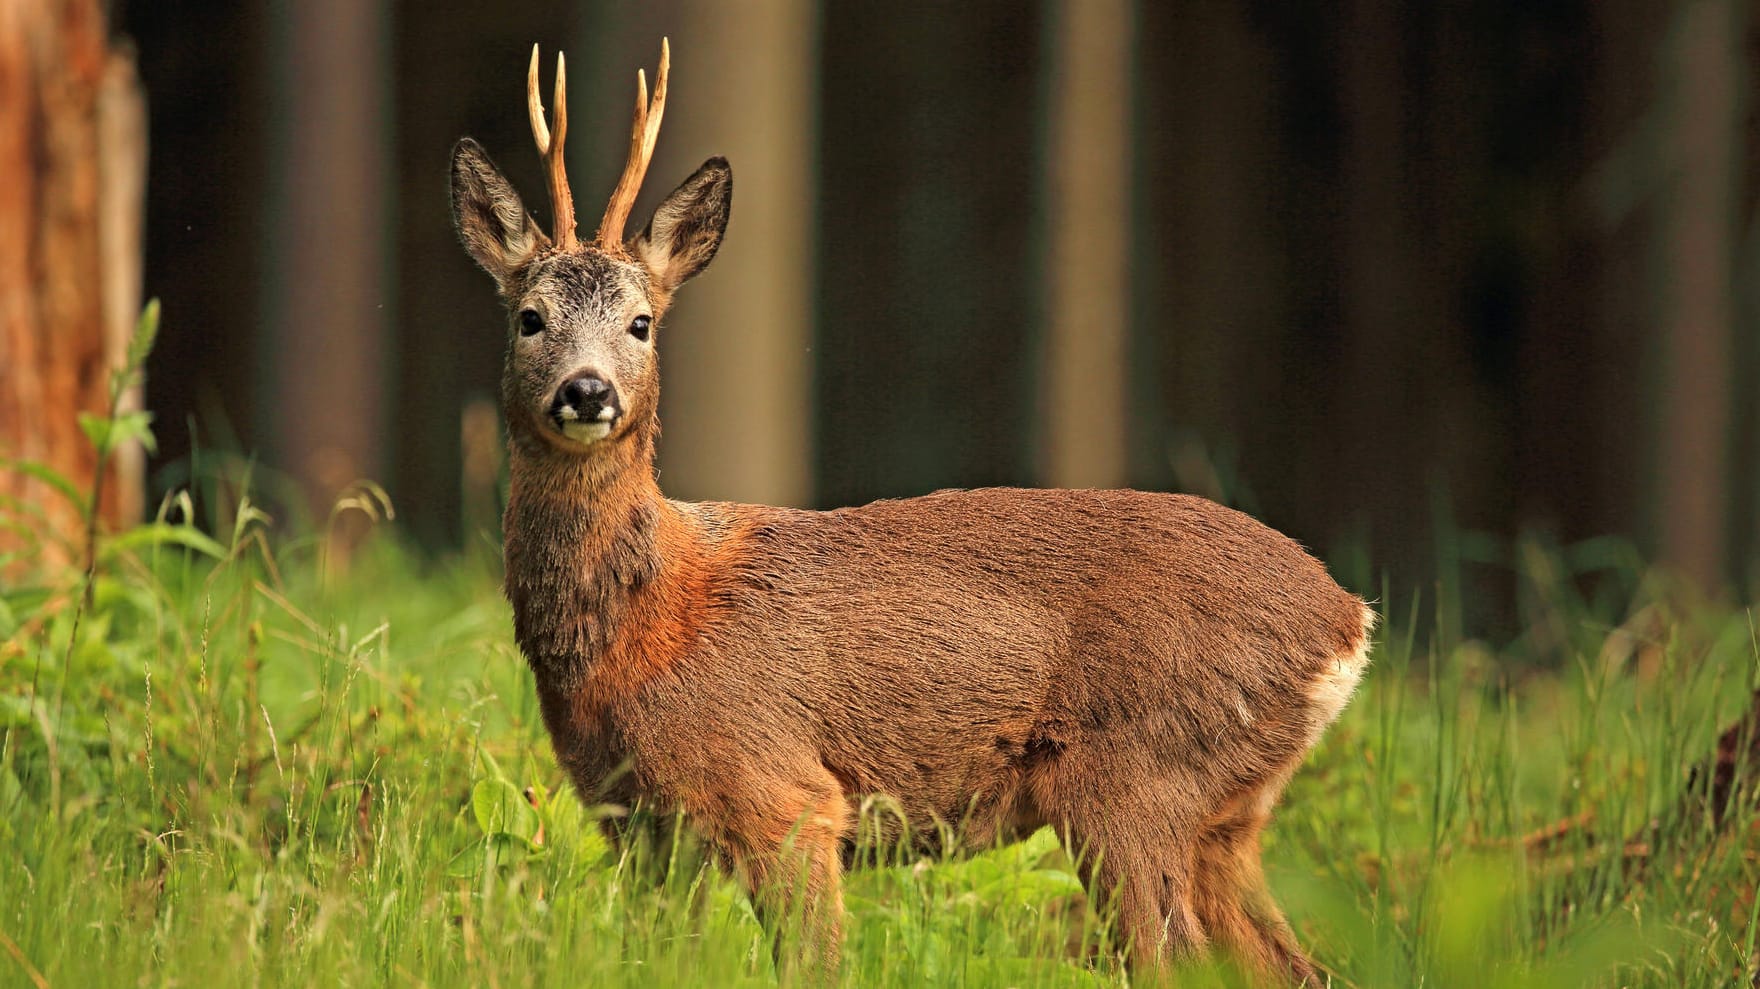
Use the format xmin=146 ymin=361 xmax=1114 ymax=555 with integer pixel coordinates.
xmin=561 ymin=421 xmax=612 ymax=444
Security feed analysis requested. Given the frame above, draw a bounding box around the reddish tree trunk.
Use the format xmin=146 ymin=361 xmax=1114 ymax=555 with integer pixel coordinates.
xmin=0 ymin=0 xmax=145 ymax=569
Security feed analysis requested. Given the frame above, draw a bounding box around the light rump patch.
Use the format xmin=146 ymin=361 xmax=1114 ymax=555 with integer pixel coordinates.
xmin=1305 ymin=607 xmax=1377 ymax=743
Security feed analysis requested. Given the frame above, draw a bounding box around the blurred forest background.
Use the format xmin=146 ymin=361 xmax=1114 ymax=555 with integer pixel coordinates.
xmin=4 ymin=0 xmax=1758 ymax=634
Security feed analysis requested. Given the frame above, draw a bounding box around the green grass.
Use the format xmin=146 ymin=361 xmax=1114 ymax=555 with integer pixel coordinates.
xmin=3 ymin=493 xmax=1758 ymax=987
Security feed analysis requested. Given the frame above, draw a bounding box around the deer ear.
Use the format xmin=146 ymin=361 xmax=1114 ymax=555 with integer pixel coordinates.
xmin=633 ymin=157 xmax=731 ymax=294
xmin=451 ymin=138 xmax=549 ymax=290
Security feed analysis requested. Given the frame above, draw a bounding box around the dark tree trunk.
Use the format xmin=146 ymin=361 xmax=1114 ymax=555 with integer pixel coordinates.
xmin=263 ymin=0 xmax=390 ymax=527
xmin=815 ymin=2 xmax=1043 ymax=507
xmin=388 ymin=0 xmax=579 ymax=547
xmin=1653 ymin=0 xmax=1740 ymax=590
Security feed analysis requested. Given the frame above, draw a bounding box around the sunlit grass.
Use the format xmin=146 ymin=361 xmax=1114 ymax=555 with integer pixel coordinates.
xmin=3 ymin=360 xmax=1758 ymax=989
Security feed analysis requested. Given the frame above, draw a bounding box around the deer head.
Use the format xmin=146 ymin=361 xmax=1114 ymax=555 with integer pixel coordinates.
xmin=451 ymin=40 xmax=731 ymax=460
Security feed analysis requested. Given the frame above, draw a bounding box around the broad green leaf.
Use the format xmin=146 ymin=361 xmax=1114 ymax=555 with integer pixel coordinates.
xmin=445 ymin=836 xmax=486 ymax=878
xmin=471 ymin=777 xmax=539 ymax=842
xmin=487 ymin=831 xmax=541 ymax=861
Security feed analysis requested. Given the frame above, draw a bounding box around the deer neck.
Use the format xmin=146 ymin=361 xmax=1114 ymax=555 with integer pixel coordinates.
xmin=502 ymin=433 xmax=666 ymax=689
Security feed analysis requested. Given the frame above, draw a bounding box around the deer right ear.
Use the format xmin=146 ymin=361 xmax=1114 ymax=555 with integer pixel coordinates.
xmin=451 ymin=138 xmax=549 ymax=290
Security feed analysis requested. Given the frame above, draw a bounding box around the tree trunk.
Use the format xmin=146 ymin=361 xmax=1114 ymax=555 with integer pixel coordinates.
xmin=263 ymin=0 xmax=389 ymax=528
xmin=1654 ymin=0 xmax=1740 ymax=590
xmin=654 ymin=0 xmax=817 ymax=507
xmin=0 ymin=0 xmax=146 ymax=569
xmin=1039 ymin=0 xmax=1131 ymax=489
xmin=815 ymin=4 xmax=1044 ymax=506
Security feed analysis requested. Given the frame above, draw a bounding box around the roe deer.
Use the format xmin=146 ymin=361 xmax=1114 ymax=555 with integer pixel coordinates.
xmin=451 ymin=40 xmax=1374 ymax=984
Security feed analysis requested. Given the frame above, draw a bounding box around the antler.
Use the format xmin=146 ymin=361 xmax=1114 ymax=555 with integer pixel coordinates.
xmin=595 ymin=38 xmax=669 ymax=252
xmin=528 ymin=45 xmax=576 ymax=251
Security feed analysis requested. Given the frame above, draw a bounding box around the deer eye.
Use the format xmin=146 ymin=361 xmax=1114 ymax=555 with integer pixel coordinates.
xmin=629 ymin=315 xmax=652 ymax=342
xmin=518 ymin=309 xmax=544 ymax=336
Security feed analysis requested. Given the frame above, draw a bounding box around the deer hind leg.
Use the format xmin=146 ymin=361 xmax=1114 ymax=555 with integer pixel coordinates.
xmin=1043 ymin=768 xmax=1207 ymax=969
xmin=1071 ymin=828 xmax=1206 ymax=971
xmin=1189 ymin=613 xmax=1369 ymax=985
xmin=1190 ymin=770 xmax=1319 ymax=986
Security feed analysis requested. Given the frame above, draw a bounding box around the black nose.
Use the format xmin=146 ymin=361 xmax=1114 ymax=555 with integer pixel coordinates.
xmin=558 ymin=376 xmax=617 ymax=416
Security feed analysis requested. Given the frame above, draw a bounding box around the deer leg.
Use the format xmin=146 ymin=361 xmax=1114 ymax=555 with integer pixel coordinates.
xmin=710 ymin=771 xmax=850 ymax=979
xmin=1191 ymin=777 xmax=1318 ymax=986
xmin=1082 ymin=835 xmax=1206 ymax=971
xmin=1057 ymin=790 xmax=1206 ymax=970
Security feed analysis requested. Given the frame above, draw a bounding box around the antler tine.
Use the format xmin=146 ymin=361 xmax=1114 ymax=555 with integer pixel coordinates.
xmin=527 ymin=45 xmax=550 ymax=154
xmin=641 ymin=39 xmax=669 ymax=181
xmin=551 ymin=51 xmax=568 ymax=157
xmin=527 ymin=45 xmax=577 ymax=251
xmin=596 ymin=38 xmax=670 ymax=252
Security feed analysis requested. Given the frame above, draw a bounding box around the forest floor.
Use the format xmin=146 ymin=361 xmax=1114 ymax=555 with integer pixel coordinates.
xmin=3 ymin=497 xmax=1758 ymax=988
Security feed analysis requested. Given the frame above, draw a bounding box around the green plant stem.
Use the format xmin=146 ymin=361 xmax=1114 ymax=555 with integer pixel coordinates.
xmin=50 ymin=362 xmax=127 ymax=819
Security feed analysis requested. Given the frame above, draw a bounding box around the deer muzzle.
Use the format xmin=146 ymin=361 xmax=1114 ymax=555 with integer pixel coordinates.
xmin=551 ymin=373 xmax=621 ymax=443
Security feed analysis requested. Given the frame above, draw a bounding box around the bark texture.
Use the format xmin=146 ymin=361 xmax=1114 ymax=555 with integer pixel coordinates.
xmin=0 ymin=0 xmax=145 ymax=566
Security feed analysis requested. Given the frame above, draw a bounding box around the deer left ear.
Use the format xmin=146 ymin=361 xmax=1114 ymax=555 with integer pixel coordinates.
xmin=633 ymin=157 xmax=731 ymax=294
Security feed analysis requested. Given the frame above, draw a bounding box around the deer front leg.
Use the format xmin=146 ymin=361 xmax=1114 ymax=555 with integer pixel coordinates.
xmin=704 ymin=769 xmax=851 ymax=979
